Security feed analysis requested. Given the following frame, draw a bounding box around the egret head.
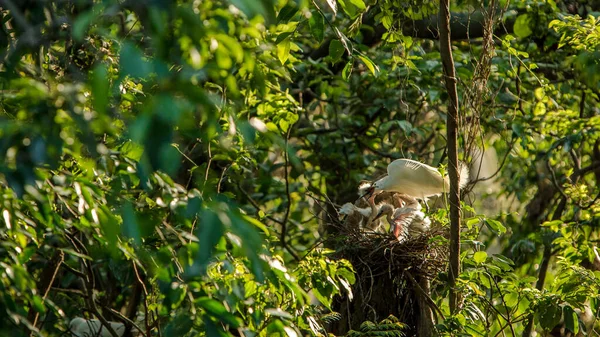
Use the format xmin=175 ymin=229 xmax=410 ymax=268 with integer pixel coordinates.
xmin=374 ymin=204 xmax=395 ymax=220
xmin=358 ymin=181 xmax=375 ymax=199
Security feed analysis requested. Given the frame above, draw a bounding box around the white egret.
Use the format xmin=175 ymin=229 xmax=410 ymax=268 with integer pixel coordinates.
xmin=368 ymin=158 xmax=470 ymax=200
xmin=69 ymin=317 xmax=126 ymax=337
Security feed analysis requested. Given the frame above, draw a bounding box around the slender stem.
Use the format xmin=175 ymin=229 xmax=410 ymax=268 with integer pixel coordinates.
xmin=439 ymin=0 xmax=462 ymax=314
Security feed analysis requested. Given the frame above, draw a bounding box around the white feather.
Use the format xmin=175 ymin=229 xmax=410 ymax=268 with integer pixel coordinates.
xmin=69 ymin=318 xmax=126 ymax=337
xmin=374 ymin=159 xmax=469 ymax=199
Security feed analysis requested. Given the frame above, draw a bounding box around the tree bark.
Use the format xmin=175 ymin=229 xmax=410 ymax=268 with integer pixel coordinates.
xmin=439 ymin=0 xmax=461 ymax=315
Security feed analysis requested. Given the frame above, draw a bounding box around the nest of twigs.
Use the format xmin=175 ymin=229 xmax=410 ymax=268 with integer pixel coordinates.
xmin=327 ymin=212 xmax=449 ymax=335
xmin=336 ymin=226 xmax=449 ymax=281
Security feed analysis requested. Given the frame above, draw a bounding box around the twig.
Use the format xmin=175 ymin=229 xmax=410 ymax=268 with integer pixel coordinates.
xmin=27 ymin=250 xmax=64 ymax=334
xmin=237 ymin=182 xmax=284 ymax=225
xmin=203 ymin=142 xmax=213 ymax=190
xmin=217 ymin=164 xmax=231 ymax=193
xmin=469 ymin=136 xmax=516 ymax=184
xmin=105 ymin=307 xmax=147 ymax=337
xmin=280 ymin=127 xmax=299 ymax=261
xmin=404 ymin=272 xmax=446 ymax=320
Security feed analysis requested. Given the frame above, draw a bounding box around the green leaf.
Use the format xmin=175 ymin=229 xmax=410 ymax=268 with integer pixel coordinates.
xmin=338 ymin=0 xmax=364 ymax=18
xmin=277 ymin=40 xmax=291 ymax=65
xmin=563 ymin=306 xmax=579 ymax=334
xmin=191 ymin=209 xmax=225 ymax=275
xmin=120 ymin=42 xmax=152 ymax=78
xmin=275 ymin=31 xmax=293 ymax=44
xmin=242 ymin=215 xmax=269 ymax=235
xmin=121 ymin=202 xmax=141 ymax=245
xmin=196 ymin=297 xmax=242 ymax=328
xmin=473 ymin=251 xmax=488 ymax=264
xmin=91 ymin=63 xmax=109 ymax=116
xmin=485 ymin=219 xmax=506 ymax=235
xmin=348 ymin=0 xmax=366 ymax=10
xmin=465 ymin=217 xmax=481 ymax=229
xmin=163 ymin=314 xmax=193 ymax=336
xmin=504 ymin=292 xmax=519 ymax=307
xmin=277 ymin=4 xmax=298 ymax=24
xmin=538 ymin=303 xmax=562 ymax=330
xmin=329 ymin=40 xmax=345 ymax=64
xmin=342 ymin=60 xmax=353 ymax=80
xmin=72 ymin=9 xmax=95 ymax=42
xmin=309 ymin=11 xmax=325 ymax=42
xmin=228 ymin=0 xmax=276 ymax=24
xmin=358 ymin=55 xmax=379 ymax=76
xmin=514 ymin=14 xmax=533 ymax=38
xmin=266 ymin=308 xmax=293 ymax=319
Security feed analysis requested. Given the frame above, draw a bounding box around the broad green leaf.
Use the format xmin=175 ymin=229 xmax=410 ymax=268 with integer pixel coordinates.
xmin=538 ymin=303 xmax=562 ymax=330
xmin=504 ymin=292 xmax=519 ymax=307
xmin=563 ymin=305 xmax=579 ymax=334
xmin=92 ymin=57 xmax=113 ymax=136
xmin=329 ymin=40 xmax=345 ymax=63
xmin=278 ymin=40 xmax=291 ymax=65
xmin=121 ymin=202 xmax=141 ymax=245
xmin=348 ymin=0 xmax=366 ymax=10
xmin=485 ymin=219 xmax=507 ymax=235
xmin=473 ymin=251 xmax=487 ymax=264
xmin=342 ymin=60 xmax=353 ymax=80
xmin=120 ymin=42 xmax=152 ymax=78
xmin=277 ymin=4 xmax=298 ymax=24
xmin=196 ymin=297 xmax=242 ymax=328
xmin=163 ymin=314 xmax=193 ymax=336
xmin=228 ymin=0 xmax=276 ymax=24
xmin=358 ymin=55 xmax=379 ymax=76
xmin=514 ymin=14 xmax=533 ymax=38
xmin=465 ymin=217 xmax=481 ymax=229
xmin=309 ymin=11 xmax=325 ymax=42
xmin=72 ymin=9 xmax=95 ymax=41
xmin=191 ymin=209 xmax=225 ymax=275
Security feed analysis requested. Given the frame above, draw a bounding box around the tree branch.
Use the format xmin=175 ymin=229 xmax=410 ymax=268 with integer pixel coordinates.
xmin=439 ymin=0 xmax=462 ymax=315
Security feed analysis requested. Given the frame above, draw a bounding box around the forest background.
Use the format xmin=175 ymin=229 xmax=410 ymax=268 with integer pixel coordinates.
xmin=1 ymin=0 xmax=600 ymax=336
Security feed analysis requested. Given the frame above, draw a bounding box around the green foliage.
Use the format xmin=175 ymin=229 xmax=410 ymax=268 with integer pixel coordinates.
xmin=347 ymin=315 xmax=407 ymax=337
xmin=2 ymin=0 xmax=600 ymax=336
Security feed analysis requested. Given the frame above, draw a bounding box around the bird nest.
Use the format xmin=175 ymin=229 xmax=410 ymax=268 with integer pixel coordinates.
xmin=333 ymin=225 xmax=448 ymax=281
xmin=326 ymin=214 xmax=449 ymax=335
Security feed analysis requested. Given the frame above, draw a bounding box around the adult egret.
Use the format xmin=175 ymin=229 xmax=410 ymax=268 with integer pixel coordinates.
xmin=368 ymin=158 xmax=470 ymax=200
xmin=69 ymin=317 xmax=126 ymax=337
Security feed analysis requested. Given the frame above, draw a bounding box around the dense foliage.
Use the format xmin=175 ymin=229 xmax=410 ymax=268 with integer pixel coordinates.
xmin=1 ymin=0 xmax=600 ymax=336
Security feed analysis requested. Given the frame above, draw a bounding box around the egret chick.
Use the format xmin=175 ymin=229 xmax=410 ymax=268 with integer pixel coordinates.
xmin=373 ymin=203 xmax=408 ymax=239
xmin=339 ymin=203 xmax=374 ymax=230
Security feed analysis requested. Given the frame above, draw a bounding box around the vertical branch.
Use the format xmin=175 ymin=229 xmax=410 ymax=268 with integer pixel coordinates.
xmin=439 ymin=0 xmax=461 ymax=314
xmin=281 ymin=127 xmax=300 ymax=261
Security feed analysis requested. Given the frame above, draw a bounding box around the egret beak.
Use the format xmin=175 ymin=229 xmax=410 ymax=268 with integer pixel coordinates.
xmin=359 ymin=185 xmax=375 ymax=199
xmin=373 ymin=209 xmax=386 ymax=221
